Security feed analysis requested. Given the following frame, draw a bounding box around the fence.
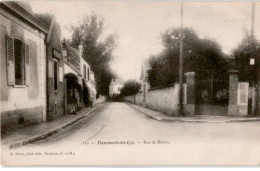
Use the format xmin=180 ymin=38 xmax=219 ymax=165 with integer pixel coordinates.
xmin=124 ymin=71 xmax=253 ymax=117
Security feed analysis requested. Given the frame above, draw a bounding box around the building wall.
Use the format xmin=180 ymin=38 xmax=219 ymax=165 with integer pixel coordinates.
xmin=64 ymin=63 xmax=78 ymax=76
xmin=80 ymin=57 xmax=97 ymax=104
xmin=46 ymin=21 xmax=65 ymax=120
xmin=64 ymin=63 xmax=81 ymax=85
xmin=80 ymin=57 xmax=90 ymax=80
xmin=64 ymin=63 xmax=84 ymax=112
xmin=124 ymin=84 xmax=180 ymax=116
xmin=109 ymin=82 xmax=123 ymax=96
xmin=0 ymin=11 xmax=46 ymax=132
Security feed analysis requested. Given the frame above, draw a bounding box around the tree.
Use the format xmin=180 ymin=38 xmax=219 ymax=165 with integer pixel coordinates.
xmin=120 ymin=80 xmax=141 ymax=96
xmin=65 ymin=73 xmax=82 ymax=104
xmin=64 ymin=73 xmax=81 ymax=91
xmin=69 ymin=13 xmax=118 ymax=96
xmin=147 ymin=27 xmax=229 ymax=88
xmin=233 ymin=32 xmax=260 ymax=84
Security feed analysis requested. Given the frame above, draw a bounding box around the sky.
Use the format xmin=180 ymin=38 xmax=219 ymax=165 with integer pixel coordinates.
xmin=30 ymin=1 xmax=260 ymax=81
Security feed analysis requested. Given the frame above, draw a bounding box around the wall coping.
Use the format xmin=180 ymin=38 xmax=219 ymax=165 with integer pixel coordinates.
xmin=185 ymin=72 xmax=195 ymax=76
xmin=228 ymin=70 xmax=238 ymax=74
xmin=148 ymin=83 xmax=175 ymax=91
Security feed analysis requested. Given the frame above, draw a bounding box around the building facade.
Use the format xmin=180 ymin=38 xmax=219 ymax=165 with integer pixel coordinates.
xmin=80 ymin=50 xmax=97 ymax=106
xmin=62 ymin=43 xmax=96 ymax=112
xmin=36 ymin=14 xmax=65 ymax=120
xmin=109 ymin=79 xmax=123 ymax=97
xmin=0 ymin=2 xmax=48 ymax=132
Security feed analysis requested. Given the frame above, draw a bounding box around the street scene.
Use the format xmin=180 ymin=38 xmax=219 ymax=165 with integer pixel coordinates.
xmin=2 ymin=102 xmax=260 ymax=165
xmin=1 ymin=1 xmax=260 ymax=166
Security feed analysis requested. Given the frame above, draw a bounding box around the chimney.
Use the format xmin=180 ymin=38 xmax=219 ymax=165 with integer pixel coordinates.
xmin=79 ymin=44 xmax=83 ymax=57
xmin=62 ymin=49 xmax=67 ymax=63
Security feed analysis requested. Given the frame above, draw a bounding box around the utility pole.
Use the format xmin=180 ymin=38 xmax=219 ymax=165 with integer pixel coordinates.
xmin=179 ymin=2 xmax=184 ymax=116
xmin=251 ymin=1 xmax=255 ymax=38
xmin=250 ymin=1 xmax=258 ymax=116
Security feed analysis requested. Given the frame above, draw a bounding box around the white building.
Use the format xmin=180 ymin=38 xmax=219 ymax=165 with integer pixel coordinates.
xmin=62 ymin=43 xmax=97 ymax=108
xmin=140 ymin=60 xmax=151 ymax=92
xmin=80 ymin=47 xmax=97 ymax=104
xmin=0 ymin=2 xmax=48 ymax=132
xmin=109 ymin=79 xmax=124 ymax=97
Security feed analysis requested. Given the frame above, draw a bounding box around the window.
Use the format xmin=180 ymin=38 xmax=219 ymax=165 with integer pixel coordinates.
xmin=14 ymin=39 xmax=25 ymax=85
xmin=6 ymin=36 xmax=30 ymax=86
xmin=83 ymin=64 xmax=86 ymax=80
xmin=54 ymin=59 xmax=58 ymax=90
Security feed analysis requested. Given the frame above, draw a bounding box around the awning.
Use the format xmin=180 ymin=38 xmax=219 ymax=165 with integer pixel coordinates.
xmin=86 ymin=81 xmax=97 ymax=94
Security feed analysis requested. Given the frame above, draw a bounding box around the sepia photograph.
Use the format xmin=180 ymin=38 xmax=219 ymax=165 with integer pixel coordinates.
xmin=0 ymin=0 xmax=260 ymax=166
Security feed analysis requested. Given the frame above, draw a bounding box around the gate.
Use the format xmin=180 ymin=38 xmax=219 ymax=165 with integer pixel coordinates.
xmin=195 ymin=78 xmax=229 ymax=116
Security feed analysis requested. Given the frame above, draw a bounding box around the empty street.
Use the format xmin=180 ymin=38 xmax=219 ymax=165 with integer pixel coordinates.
xmin=3 ymin=102 xmax=260 ymax=165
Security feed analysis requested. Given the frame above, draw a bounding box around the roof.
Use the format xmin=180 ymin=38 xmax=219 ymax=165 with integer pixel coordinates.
xmin=34 ymin=13 xmax=53 ymax=28
xmin=1 ymin=1 xmax=48 ymax=33
xmin=15 ymin=1 xmax=34 ymax=14
xmin=62 ymin=43 xmax=81 ymax=74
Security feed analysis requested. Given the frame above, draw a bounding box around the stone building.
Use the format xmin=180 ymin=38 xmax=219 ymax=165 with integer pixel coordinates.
xmin=0 ymin=2 xmax=48 ymax=132
xmin=35 ymin=13 xmax=65 ymax=120
xmin=62 ymin=43 xmax=96 ymax=112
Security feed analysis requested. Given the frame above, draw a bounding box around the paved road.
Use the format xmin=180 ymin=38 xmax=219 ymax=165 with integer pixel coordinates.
xmin=4 ymin=102 xmax=260 ymax=165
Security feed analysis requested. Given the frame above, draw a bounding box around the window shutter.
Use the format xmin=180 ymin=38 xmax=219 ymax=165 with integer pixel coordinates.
xmin=6 ymin=35 xmax=15 ymax=85
xmin=25 ymin=44 xmax=30 ymax=85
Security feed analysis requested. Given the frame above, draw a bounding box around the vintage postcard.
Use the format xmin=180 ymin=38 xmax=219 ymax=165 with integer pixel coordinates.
xmin=1 ymin=0 xmax=260 ymax=166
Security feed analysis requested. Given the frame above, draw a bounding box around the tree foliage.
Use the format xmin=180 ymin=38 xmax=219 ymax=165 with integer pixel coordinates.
xmin=120 ymin=80 xmax=141 ymax=96
xmin=65 ymin=73 xmax=82 ymax=104
xmin=147 ymin=27 xmax=229 ymax=88
xmin=64 ymin=73 xmax=81 ymax=91
xmin=233 ymin=33 xmax=260 ymax=84
xmin=69 ymin=13 xmax=117 ymax=96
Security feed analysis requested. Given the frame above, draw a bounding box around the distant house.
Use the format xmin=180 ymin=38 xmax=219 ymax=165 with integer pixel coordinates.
xmin=62 ymin=43 xmax=96 ymax=112
xmin=80 ymin=48 xmax=97 ymax=106
xmin=109 ymin=79 xmax=123 ymax=97
xmin=35 ymin=13 xmax=65 ymax=120
xmin=140 ymin=60 xmax=151 ymax=92
xmin=0 ymin=2 xmax=48 ymax=132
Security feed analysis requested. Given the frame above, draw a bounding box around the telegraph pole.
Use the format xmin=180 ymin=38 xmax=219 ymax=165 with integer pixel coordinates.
xmin=250 ymin=1 xmax=258 ymax=116
xmin=179 ymin=2 xmax=184 ymax=116
xmin=251 ymin=1 xmax=255 ymax=38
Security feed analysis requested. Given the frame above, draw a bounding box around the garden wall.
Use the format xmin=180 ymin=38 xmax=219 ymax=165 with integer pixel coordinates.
xmin=124 ymin=84 xmax=180 ymax=116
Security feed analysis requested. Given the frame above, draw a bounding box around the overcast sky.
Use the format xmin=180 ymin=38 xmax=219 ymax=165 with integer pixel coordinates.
xmin=30 ymin=1 xmax=260 ymax=81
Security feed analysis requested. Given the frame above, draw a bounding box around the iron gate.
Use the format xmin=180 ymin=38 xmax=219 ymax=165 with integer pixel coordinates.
xmin=195 ymin=79 xmax=229 ymax=116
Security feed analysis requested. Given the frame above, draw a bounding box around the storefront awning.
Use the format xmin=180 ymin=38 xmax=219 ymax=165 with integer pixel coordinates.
xmin=86 ymin=81 xmax=97 ymax=94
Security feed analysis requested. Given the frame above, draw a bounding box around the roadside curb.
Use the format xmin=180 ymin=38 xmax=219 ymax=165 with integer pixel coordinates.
xmin=9 ymin=103 xmax=107 ymax=149
xmin=126 ymin=103 xmax=260 ymax=123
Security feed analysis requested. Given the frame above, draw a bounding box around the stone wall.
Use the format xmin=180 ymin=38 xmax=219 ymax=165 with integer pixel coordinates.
xmin=123 ymin=84 xmax=180 ymax=116
xmin=125 ymin=70 xmax=252 ymax=117
xmin=1 ymin=106 xmax=43 ymax=133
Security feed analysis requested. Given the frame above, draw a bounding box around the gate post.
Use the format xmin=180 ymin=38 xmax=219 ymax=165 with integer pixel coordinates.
xmin=228 ymin=70 xmax=239 ymax=116
xmin=184 ymin=72 xmax=195 ymax=116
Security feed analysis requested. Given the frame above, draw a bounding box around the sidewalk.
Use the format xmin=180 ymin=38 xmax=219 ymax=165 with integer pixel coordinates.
xmin=127 ymin=103 xmax=260 ymax=123
xmin=1 ymin=103 xmax=107 ymax=149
